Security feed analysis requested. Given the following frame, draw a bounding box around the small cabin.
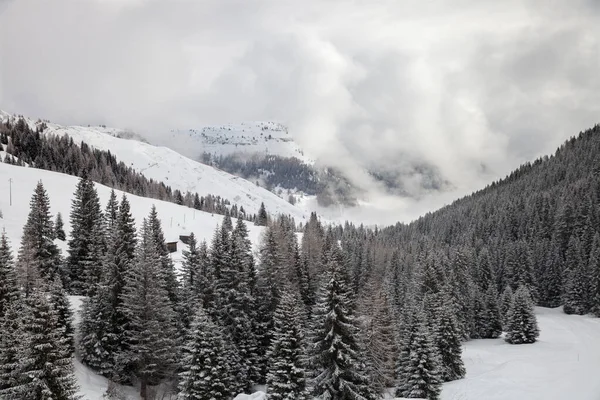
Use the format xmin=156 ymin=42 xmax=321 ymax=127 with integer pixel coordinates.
xmin=179 ymin=234 xmax=192 ymax=245
xmin=166 ymin=241 xmax=178 ymax=253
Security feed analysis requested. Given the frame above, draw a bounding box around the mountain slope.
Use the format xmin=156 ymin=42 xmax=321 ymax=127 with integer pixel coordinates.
xmin=18 ymin=120 xmax=310 ymax=222
xmin=0 ymin=162 xmax=266 ymax=265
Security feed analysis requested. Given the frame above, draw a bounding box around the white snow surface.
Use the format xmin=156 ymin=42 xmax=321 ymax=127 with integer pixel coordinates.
xmin=442 ymin=307 xmax=600 ymax=400
xmin=0 ymin=162 xmax=266 ymax=267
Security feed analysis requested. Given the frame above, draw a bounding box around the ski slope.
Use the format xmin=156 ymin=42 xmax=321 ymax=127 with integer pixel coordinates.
xmin=0 ymin=163 xmax=267 ymax=267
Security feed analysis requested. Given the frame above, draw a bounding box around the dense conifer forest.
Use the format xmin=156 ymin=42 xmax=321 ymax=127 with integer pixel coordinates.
xmin=1 ymin=124 xmax=600 ymax=399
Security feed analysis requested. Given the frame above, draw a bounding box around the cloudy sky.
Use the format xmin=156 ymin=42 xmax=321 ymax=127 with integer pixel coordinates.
xmin=1 ymin=0 xmax=599 ymax=222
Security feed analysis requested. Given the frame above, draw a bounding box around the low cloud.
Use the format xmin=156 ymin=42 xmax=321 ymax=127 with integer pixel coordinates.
xmin=1 ymin=0 xmax=599 ymax=222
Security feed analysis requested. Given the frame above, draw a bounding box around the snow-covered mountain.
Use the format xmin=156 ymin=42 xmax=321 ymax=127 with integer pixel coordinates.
xmin=0 ymin=162 xmax=267 ymax=264
xmin=165 ymin=121 xmax=312 ymax=163
xmin=0 ymin=110 xmax=311 ymax=223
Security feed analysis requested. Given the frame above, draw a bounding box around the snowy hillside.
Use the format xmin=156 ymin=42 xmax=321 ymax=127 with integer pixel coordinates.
xmin=166 ymin=121 xmax=312 ymax=163
xmin=17 ymin=119 xmax=310 ymax=222
xmin=0 ymin=162 xmax=266 ymax=266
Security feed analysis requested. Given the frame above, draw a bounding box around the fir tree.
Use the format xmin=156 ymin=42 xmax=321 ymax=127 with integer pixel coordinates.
xmin=266 ymin=290 xmax=309 ymax=400
xmin=66 ymin=177 xmax=105 ymax=295
xmin=563 ymin=237 xmax=589 ymax=315
xmin=5 ymin=290 xmax=80 ymax=400
xmin=104 ymin=189 xmax=119 ymax=233
xmin=505 ymin=285 xmax=539 ymax=344
xmin=0 ymin=301 xmax=21 ymax=393
xmin=147 ymin=206 xmax=179 ymax=307
xmin=79 ymin=194 xmax=137 ymax=380
xmin=179 ymin=232 xmax=204 ymax=331
xmin=177 ymin=308 xmax=232 ymax=400
xmin=481 ymin=286 xmax=503 ymax=339
xmin=500 ymin=285 xmax=513 ymax=329
xmin=118 ymin=219 xmax=178 ymax=398
xmin=49 ymin=276 xmax=75 ymax=354
xmin=589 ymin=233 xmax=600 ymax=316
xmin=397 ymin=311 xmax=442 ymax=400
xmin=256 ymin=202 xmax=268 ymax=226
xmin=54 ymin=212 xmax=66 ymax=241
xmin=17 ymin=181 xmax=61 ymax=295
xmin=0 ymin=231 xmax=19 ymax=319
xmin=433 ymin=293 xmax=465 ymax=382
xmin=311 ymin=252 xmax=376 ymax=400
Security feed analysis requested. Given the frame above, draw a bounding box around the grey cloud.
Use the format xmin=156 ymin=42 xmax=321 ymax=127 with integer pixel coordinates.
xmin=1 ymin=0 xmax=599 ymax=223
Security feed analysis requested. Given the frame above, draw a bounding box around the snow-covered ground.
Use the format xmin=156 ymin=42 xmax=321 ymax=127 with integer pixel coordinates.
xmin=0 ymin=162 xmax=267 ymax=268
xmin=442 ymin=307 xmax=600 ymax=400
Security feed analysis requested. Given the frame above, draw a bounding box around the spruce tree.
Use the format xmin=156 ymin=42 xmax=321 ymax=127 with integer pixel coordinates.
xmin=17 ymin=181 xmax=61 ymax=295
xmin=177 ymin=308 xmax=232 ymax=400
xmin=396 ymin=309 xmax=442 ymax=400
xmin=266 ymin=290 xmax=309 ymax=400
xmin=7 ymin=290 xmax=80 ymax=400
xmin=311 ymin=251 xmax=376 ymax=400
xmin=49 ymin=276 xmax=75 ymax=354
xmin=147 ymin=206 xmax=179 ymax=306
xmin=500 ymin=285 xmax=513 ymax=329
xmin=104 ymin=189 xmax=119 ymax=232
xmin=216 ymin=218 xmax=260 ymax=391
xmin=505 ymin=285 xmax=539 ymax=344
xmin=118 ymin=219 xmax=178 ymax=398
xmin=256 ymin=202 xmax=268 ymax=226
xmin=0 ymin=301 xmax=21 ymax=394
xmin=179 ymin=232 xmax=204 ymax=331
xmin=563 ymin=237 xmax=589 ymax=315
xmin=66 ymin=177 xmax=105 ymax=295
xmin=433 ymin=294 xmax=465 ymax=382
xmin=54 ymin=212 xmax=66 ymax=241
xmin=79 ymin=194 xmax=137 ymax=380
xmin=589 ymin=233 xmax=600 ymax=316
xmin=481 ymin=286 xmax=502 ymax=339
xmin=0 ymin=231 xmax=19 ymax=318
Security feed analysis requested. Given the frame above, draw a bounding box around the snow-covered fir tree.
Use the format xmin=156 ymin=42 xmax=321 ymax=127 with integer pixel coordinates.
xmin=589 ymin=233 xmax=600 ymax=316
xmin=481 ymin=286 xmax=503 ymax=339
xmin=432 ymin=292 xmax=465 ymax=382
xmin=500 ymin=285 xmax=513 ymax=329
xmin=266 ymin=289 xmax=309 ymax=400
xmin=79 ymin=194 xmax=137 ymax=380
xmin=311 ymin=248 xmax=376 ymax=400
xmin=17 ymin=181 xmax=61 ymax=296
xmin=563 ymin=236 xmax=589 ymax=315
xmin=177 ymin=308 xmax=233 ymax=400
xmin=0 ymin=231 xmax=19 ymax=318
xmin=118 ymin=219 xmax=178 ymax=398
xmin=179 ymin=232 xmax=204 ymax=331
xmin=66 ymin=177 xmax=105 ymax=295
xmin=256 ymin=202 xmax=268 ymax=226
xmin=505 ymin=285 xmax=540 ymax=344
xmin=396 ymin=307 xmax=442 ymax=400
xmin=216 ymin=216 xmax=260 ymax=391
xmin=49 ymin=276 xmax=75 ymax=354
xmin=2 ymin=289 xmax=79 ymax=400
xmin=147 ymin=205 xmax=179 ymax=307
xmin=54 ymin=212 xmax=66 ymax=241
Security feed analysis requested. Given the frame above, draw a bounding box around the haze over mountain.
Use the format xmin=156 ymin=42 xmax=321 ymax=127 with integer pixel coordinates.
xmin=2 ymin=0 xmax=600 ymax=223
